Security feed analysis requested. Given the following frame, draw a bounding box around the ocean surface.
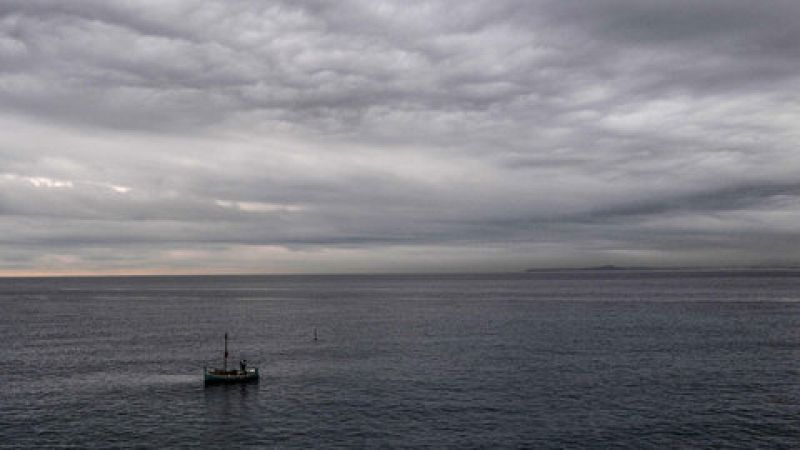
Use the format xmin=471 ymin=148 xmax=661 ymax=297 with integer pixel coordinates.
xmin=2 ymin=270 xmax=800 ymax=448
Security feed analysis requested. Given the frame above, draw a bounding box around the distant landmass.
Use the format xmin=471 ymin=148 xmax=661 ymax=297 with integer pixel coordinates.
xmin=524 ymin=265 xmax=800 ymax=272
xmin=524 ymin=265 xmax=650 ymax=272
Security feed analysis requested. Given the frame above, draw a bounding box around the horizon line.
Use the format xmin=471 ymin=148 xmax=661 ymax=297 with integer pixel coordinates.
xmin=2 ymin=265 xmax=800 ymax=279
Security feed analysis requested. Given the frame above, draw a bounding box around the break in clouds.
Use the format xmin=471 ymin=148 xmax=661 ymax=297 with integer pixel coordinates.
xmin=1 ymin=0 xmax=800 ymax=274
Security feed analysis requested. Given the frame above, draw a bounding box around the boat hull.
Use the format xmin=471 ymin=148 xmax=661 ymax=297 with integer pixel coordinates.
xmin=204 ymin=367 xmax=259 ymax=384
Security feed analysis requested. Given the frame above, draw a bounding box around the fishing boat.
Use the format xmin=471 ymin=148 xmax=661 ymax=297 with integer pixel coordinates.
xmin=204 ymin=333 xmax=259 ymax=384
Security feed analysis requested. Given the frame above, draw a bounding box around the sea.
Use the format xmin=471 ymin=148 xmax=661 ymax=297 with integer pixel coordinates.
xmin=2 ymin=270 xmax=800 ymax=448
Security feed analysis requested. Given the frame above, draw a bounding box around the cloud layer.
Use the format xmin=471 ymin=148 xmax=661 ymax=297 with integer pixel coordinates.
xmin=1 ymin=0 xmax=799 ymax=274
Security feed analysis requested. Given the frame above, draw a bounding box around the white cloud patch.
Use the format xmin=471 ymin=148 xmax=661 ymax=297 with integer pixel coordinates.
xmin=214 ymin=200 xmax=303 ymax=213
xmin=2 ymin=173 xmax=74 ymax=189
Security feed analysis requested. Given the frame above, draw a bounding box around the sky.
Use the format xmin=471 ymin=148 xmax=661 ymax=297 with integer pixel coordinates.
xmin=1 ymin=0 xmax=800 ymax=275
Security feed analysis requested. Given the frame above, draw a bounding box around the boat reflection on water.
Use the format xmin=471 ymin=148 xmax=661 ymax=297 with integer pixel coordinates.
xmin=201 ymin=379 xmax=261 ymax=437
xmin=203 ymin=380 xmax=259 ymax=398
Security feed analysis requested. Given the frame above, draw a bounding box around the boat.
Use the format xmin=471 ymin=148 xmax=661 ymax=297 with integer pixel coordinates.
xmin=204 ymin=333 xmax=259 ymax=384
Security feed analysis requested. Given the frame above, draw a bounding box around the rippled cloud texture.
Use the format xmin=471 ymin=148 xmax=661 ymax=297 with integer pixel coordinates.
xmin=1 ymin=0 xmax=799 ymax=274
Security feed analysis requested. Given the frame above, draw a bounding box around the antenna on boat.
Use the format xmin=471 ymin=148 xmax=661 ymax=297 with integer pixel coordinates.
xmin=224 ymin=332 xmax=229 ymax=371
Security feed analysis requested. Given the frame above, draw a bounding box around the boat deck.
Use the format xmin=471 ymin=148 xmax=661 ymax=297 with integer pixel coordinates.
xmin=204 ymin=367 xmax=259 ymax=384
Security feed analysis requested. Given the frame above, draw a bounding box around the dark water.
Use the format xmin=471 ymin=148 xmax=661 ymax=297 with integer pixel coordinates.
xmin=2 ymin=271 xmax=800 ymax=448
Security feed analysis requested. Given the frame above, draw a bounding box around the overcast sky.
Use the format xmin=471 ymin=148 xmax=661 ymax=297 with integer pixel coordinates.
xmin=1 ymin=0 xmax=799 ymax=275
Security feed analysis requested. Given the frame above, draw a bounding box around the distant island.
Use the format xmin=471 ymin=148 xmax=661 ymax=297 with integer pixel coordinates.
xmin=524 ymin=265 xmax=800 ymax=272
xmin=525 ymin=265 xmax=651 ymax=272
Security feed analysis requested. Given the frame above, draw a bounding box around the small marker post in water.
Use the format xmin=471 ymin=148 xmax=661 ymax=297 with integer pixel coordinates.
xmin=223 ymin=332 xmax=229 ymax=371
xmin=313 ymin=327 xmax=318 ymax=342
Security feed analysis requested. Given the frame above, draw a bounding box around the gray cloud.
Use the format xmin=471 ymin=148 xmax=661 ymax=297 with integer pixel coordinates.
xmin=1 ymin=0 xmax=799 ymax=274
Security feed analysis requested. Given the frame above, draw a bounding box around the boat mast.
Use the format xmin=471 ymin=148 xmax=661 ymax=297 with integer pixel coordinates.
xmin=224 ymin=332 xmax=229 ymax=371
